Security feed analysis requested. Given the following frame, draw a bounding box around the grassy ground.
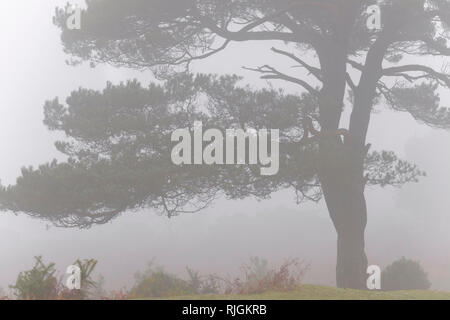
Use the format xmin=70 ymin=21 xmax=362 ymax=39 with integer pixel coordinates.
xmin=151 ymin=284 xmax=450 ymax=300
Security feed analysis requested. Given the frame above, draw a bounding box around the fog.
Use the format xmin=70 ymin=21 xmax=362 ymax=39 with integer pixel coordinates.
xmin=0 ymin=1 xmax=449 ymax=293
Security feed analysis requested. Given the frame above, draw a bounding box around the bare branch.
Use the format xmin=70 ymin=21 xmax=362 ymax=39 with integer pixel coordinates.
xmin=243 ymin=65 xmax=318 ymax=95
xmin=271 ymin=47 xmax=322 ymax=81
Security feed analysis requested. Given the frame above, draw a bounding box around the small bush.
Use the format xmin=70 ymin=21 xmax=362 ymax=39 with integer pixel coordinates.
xmin=10 ymin=256 xmax=100 ymax=300
xmin=60 ymin=259 xmax=99 ymax=300
xmin=133 ymin=270 xmax=193 ymax=297
xmin=186 ymin=267 xmax=220 ymax=295
xmin=132 ymin=262 xmax=195 ymax=298
xmin=382 ymin=257 xmax=431 ymax=291
xmin=91 ymin=275 xmax=107 ymax=299
xmin=10 ymin=256 xmax=59 ymax=300
xmin=224 ymin=257 xmax=309 ymax=295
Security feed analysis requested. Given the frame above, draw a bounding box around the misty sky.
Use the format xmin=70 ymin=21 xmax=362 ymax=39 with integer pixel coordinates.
xmin=0 ymin=1 xmax=449 ymax=292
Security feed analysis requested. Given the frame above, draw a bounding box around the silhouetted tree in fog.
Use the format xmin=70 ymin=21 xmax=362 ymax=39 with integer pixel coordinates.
xmin=1 ymin=0 xmax=450 ymax=289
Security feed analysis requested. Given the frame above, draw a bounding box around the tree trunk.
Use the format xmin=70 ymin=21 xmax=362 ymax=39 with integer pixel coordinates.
xmin=318 ymin=139 xmax=368 ymax=289
xmin=326 ymin=36 xmax=389 ymax=288
xmin=315 ymin=31 xmax=376 ymax=288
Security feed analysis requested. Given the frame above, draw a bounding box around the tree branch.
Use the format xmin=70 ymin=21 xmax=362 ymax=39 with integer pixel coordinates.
xmin=382 ymin=64 xmax=450 ymax=87
xmin=243 ymin=65 xmax=318 ymax=96
xmin=347 ymin=59 xmax=364 ymax=71
xmin=271 ymin=47 xmax=322 ymax=81
xmin=346 ymin=73 xmax=357 ymax=91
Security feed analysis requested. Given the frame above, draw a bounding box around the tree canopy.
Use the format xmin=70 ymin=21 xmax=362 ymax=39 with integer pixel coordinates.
xmin=0 ymin=73 xmax=422 ymax=227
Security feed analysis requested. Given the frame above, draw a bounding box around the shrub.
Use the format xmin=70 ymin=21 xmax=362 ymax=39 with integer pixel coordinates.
xmin=133 ymin=270 xmax=194 ymax=298
xmin=382 ymin=257 xmax=431 ymax=291
xmin=132 ymin=262 xmax=194 ymax=298
xmin=186 ymin=267 xmax=220 ymax=295
xmin=224 ymin=257 xmax=309 ymax=295
xmin=10 ymin=256 xmax=59 ymax=300
xmin=60 ymin=259 xmax=99 ymax=299
xmin=91 ymin=275 xmax=107 ymax=299
xmin=10 ymin=256 xmax=100 ymax=300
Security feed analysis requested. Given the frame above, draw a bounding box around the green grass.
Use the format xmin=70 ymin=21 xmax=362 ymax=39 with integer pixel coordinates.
xmin=146 ymin=284 xmax=450 ymax=300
